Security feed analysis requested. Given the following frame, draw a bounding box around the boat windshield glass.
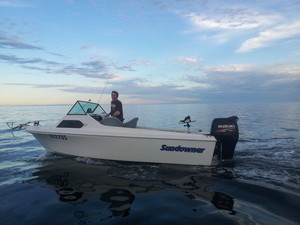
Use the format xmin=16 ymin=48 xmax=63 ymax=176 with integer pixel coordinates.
xmin=67 ymin=101 xmax=107 ymax=115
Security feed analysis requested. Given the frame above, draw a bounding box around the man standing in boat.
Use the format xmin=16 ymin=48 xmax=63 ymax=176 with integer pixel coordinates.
xmin=108 ymin=90 xmax=124 ymax=122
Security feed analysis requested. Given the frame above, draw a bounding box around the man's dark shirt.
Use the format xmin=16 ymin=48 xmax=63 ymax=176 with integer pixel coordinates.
xmin=110 ymin=100 xmax=124 ymax=122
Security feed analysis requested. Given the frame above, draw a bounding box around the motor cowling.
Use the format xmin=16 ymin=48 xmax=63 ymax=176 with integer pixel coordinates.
xmin=210 ymin=116 xmax=239 ymax=160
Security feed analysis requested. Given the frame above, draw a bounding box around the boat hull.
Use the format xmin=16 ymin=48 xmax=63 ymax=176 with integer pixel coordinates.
xmin=29 ymin=130 xmax=216 ymax=166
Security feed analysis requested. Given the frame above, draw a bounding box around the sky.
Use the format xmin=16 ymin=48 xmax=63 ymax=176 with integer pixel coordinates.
xmin=0 ymin=0 xmax=300 ymax=105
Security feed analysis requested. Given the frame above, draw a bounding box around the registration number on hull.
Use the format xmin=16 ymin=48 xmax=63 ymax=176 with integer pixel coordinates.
xmin=49 ymin=134 xmax=68 ymax=140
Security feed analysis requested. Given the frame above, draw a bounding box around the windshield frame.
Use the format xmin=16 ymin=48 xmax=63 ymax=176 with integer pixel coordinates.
xmin=67 ymin=100 xmax=107 ymax=115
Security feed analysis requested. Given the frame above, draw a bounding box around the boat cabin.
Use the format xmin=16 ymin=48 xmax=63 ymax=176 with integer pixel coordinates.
xmin=58 ymin=100 xmax=138 ymax=128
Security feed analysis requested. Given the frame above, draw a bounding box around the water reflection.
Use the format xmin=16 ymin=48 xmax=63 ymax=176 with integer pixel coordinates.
xmin=30 ymin=158 xmax=235 ymax=223
xmin=100 ymin=189 xmax=135 ymax=219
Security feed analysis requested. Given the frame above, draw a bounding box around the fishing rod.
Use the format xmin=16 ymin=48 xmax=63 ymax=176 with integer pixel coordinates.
xmin=97 ymin=72 xmax=112 ymax=104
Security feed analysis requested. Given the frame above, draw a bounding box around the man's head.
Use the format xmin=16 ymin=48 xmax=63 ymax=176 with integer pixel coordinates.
xmin=111 ymin=91 xmax=119 ymax=101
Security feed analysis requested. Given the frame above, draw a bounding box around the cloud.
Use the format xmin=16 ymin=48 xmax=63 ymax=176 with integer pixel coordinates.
xmin=4 ymin=60 xmax=300 ymax=104
xmin=0 ymin=31 xmax=43 ymax=50
xmin=3 ymin=78 xmax=200 ymax=104
xmin=108 ymin=80 xmax=199 ymax=103
xmin=182 ymin=63 xmax=300 ymax=102
xmin=82 ymin=60 xmax=107 ymax=70
xmin=9 ymin=59 xmax=297 ymax=103
xmin=185 ymin=7 xmax=280 ymax=31
xmin=182 ymin=3 xmax=300 ymax=52
xmin=181 ymin=3 xmax=300 ymax=50
xmin=5 ymin=83 xmax=68 ymax=88
xmin=80 ymin=45 xmax=91 ymax=49
xmin=4 ymin=82 xmax=102 ymax=94
xmin=0 ymin=53 xmax=129 ymax=80
xmin=237 ymin=21 xmax=300 ymax=52
xmin=130 ymin=59 xmax=154 ymax=66
xmin=176 ymin=56 xmax=201 ymax=65
xmin=0 ymin=40 xmax=42 ymax=50
xmin=112 ymin=64 xmax=136 ymax=72
xmin=188 ymin=63 xmax=300 ymax=96
xmin=0 ymin=0 xmax=32 ymax=7
xmin=52 ymin=61 xmax=117 ymax=79
xmin=0 ymin=30 xmax=62 ymax=56
xmin=0 ymin=54 xmax=60 ymax=65
xmin=109 ymin=60 xmax=155 ymax=71
xmin=0 ymin=29 xmax=63 ymax=57
xmin=59 ymin=86 xmax=102 ymax=94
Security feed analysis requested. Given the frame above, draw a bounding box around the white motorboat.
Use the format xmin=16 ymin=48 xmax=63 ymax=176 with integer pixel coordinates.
xmin=27 ymin=100 xmax=239 ymax=166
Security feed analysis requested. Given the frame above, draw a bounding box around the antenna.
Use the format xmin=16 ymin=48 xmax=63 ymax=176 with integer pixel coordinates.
xmin=97 ymin=73 xmax=112 ymax=104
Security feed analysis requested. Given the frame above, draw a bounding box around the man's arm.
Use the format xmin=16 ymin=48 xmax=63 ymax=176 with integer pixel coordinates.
xmin=112 ymin=111 xmax=120 ymax=117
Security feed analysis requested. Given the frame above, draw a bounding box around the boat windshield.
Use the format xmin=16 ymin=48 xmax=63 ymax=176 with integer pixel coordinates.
xmin=67 ymin=101 xmax=107 ymax=115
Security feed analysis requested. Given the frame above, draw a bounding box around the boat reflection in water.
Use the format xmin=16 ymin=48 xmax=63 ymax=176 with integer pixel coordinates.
xmin=29 ymin=157 xmax=235 ymax=223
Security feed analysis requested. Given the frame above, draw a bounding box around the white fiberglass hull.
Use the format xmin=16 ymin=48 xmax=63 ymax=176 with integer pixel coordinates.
xmin=28 ymin=126 xmax=216 ymax=166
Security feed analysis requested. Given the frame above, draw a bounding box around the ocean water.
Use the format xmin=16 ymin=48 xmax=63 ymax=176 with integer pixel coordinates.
xmin=0 ymin=102 xmax=299 ymax=225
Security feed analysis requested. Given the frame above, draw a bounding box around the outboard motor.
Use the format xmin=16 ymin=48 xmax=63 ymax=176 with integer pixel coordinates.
xmin=210 ymin=116 xmax=239 ymax=160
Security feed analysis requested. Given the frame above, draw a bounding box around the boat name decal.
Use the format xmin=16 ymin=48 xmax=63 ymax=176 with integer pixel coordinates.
xmin=160 ymin=145 xmax=205 ymax=153
xmin=49 ymin=134 xmax=68 ymax=140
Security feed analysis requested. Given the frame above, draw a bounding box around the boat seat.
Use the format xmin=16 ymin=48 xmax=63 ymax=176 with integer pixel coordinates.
xmin=100 ymin=117 xmax=139 ymax=128
xmin=123 ymin=117 xmax=139 ymax=128
xmin=100 ymin=117 xmax=124 ymax=127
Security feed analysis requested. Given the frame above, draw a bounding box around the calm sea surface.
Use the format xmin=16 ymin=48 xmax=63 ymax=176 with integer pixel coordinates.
xmin=0 ymin=102 xmax=299 ymax=225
